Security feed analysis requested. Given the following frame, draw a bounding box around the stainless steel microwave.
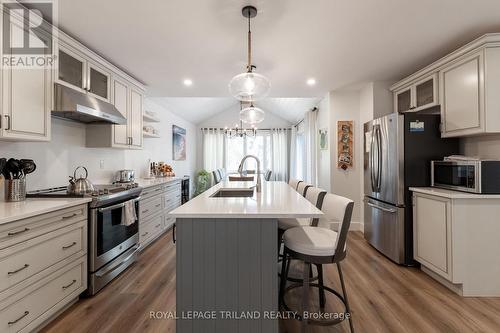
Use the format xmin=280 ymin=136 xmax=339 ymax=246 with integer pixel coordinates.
xmin=431 ymin=160 xmax=500 ymax=194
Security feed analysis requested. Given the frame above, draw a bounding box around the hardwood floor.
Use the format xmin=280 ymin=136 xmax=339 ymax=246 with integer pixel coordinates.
xmin=42 ymin=231 xmax=500 ymax=333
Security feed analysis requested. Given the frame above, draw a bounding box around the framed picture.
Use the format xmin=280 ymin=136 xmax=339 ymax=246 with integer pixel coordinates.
xmin=172 ymin=125 xmax=186 ymax=161
xmin=337 ymin=121 xmax=353 ymax=170
xmin=319 ymin=129 xmax=328 ymax=150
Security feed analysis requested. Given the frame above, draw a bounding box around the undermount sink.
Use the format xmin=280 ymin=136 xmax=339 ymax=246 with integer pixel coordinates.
xmin=210 ymin=188 xmax=254 ymax=198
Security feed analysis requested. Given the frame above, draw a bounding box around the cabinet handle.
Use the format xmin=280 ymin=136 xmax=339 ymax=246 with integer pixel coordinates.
xmin=155 ymin=204 xmax=161 ymax=208
xmin=5 ymin=115 xmax=11 ymax=130
xmin=7 ymin=228 xmax=30 ymax=236
xmin=155 ymin=223 xmax=161 ymax=228
xmin=8 ymin=264 xmax=29 ymax=275
xmin=131 ymin=137 xmax=134 ymax=145
xmin=8 ymin=311 xmax=29 ymax=325
xmin=62 ymin=242 xmax=77 ymax=250
xmin=141 ymin=232 xmax=149 ymax=237
xmin=62 ymin=279 xmax=77 ymax=290
xmin=172 ymin=224 xmax=176 ymax=244
xmin=62 ymin=213 xmax=77 ymax=220
xmin=142 ymin=209 xmax=149 ymax=214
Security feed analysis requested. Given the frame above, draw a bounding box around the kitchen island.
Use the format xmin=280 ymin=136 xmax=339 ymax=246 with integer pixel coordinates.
xmin=169 ymin=181 xmax=323 ymax=333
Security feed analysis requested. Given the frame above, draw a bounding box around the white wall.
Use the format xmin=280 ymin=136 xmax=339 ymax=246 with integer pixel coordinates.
xmin=195 ymin=104 xmax=292 ymax=172
xmin=316 ymin=95 xmax=331 ymax=191
xmin=0 ymin=99 xmax=197 ymax=192
xmin=461 ymin=135 xmax=500 ymax=159
xmin=329 ymin=90 xmax=362 ymax=226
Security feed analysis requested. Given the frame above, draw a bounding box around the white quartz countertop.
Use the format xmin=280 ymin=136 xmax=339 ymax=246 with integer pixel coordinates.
xmin=410 ymin=187 xmax=500 ymax=199
xmin=0 ymin=198 xmax=92 ymax=225
xmin=135 ymin=177 xmax=181 ymax=188
xmin=169 ymin=181 xmax=324 ymax=218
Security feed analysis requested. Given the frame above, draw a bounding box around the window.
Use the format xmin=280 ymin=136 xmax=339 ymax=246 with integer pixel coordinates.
xmin=225 ymin=132 xmax=271 ymax=172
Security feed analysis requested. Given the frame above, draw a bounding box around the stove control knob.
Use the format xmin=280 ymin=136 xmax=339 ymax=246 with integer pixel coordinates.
xmin=92 ymin=191 xmax=99 ymax=197
xmin=103 ymin=189 xmax=109 ymax=194
xmin=99 ymin=189 xmax=104 ymax=195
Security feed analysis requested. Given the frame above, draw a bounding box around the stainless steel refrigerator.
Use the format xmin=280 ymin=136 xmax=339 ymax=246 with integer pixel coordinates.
xmin=363 ymin=112 xmax=458 ymax=265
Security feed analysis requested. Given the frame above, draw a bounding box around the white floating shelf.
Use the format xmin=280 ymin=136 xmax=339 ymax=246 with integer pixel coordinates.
xmin=143 ymin=113 xmax=160 ymax=123
xmin=143 ymin=131 xmax=161 ymax=138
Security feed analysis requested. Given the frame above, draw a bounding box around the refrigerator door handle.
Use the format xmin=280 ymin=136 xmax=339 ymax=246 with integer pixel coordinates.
xmin=370 ymin=128 xmax=376 ymax=192
xmin=376 ymin=126 xmax=383 ymax=192
xmin=367 ymin=201 xmax=397 ymax=213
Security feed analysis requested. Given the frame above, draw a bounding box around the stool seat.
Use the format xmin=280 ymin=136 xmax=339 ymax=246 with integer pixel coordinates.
xmin=278 ymin=217 xmax=310 ymax=230
xmin=284 ymin=226 xmax=338 ymax=256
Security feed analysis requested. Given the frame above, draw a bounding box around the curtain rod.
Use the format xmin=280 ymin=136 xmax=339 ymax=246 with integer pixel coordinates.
xmin=294 ymin=106 xmax=318 ymax=128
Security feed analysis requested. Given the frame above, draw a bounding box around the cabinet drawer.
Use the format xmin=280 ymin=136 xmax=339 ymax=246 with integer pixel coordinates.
xmin=140 ymin=214 xmax=163 ymax=244
xmin=0 ymin=258 xmax=85 ymax=333
xmin=141 ymin=185 xmax=165 ymax=199
xmin=139 ymin=196 xmax=163 ymax=219
xmin=0 ymin=205 xmax=87 ymax=249
xmin=0 ymin=221 xmax=85 ymax=293
xmin=163 ymin=193 xmax=181 ymax=211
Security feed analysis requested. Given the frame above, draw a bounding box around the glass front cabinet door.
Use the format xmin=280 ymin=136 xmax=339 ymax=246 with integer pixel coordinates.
xmin=57 ymin=45 xmax=111 ymax=102
xmin=394 ymin=73 xmax=438 ymax=113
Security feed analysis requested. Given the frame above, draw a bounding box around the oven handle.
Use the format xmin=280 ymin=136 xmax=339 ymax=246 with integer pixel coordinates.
xmin=98 ymin=197 xmax=141 ymax=213
xmin=95 ymin=244 xmax=140 ymax=277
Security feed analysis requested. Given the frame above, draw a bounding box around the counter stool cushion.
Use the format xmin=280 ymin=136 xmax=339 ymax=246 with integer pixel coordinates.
xmin=284 ymin=226 xmax=338 ymax=256
xmin=278 ymin=217 xmax=310 ymax=230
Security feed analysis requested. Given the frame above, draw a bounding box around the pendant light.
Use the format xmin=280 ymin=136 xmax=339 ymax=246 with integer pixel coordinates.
xmin=240 ymin=102 xmax=265 ymax=125
xmin=228 ymin=6 xmax=271 ymax=102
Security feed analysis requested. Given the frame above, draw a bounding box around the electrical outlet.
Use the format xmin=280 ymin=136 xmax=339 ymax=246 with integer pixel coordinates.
xmin=100 ymin=160 xmax=105 ymax=169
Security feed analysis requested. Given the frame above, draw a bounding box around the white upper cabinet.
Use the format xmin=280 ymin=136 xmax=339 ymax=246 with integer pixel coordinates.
xmin=57 ymin=44 xmax=111 ymax=103
xmin=0 ymin=10 xmax=53 ymax=141
xmin=394 ymin=73 xmax=438 ymax=113
xmin=440 ymin=51 xmax=484 ymax=136
xmin=392 ymin=33 xmax=500 ymax=138
xmin=86 ymin=77 xmax=144 ymax=150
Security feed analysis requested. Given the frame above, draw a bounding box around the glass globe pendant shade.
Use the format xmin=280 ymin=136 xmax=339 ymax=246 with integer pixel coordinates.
xmin=229 ymin=72 xmax=271 ymax=102
xmin=240 ymin=105 xmax=265 ymax=125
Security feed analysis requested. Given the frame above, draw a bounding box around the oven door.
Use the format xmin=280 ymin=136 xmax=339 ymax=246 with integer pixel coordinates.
xmin=431 ymin=161 xmax=479 ymax=193
xmin=89 ymin=197 xmax=140 ymax=272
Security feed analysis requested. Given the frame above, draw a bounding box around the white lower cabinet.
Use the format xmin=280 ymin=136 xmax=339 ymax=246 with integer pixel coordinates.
xmin=412 ymin=189 xmax=500 ymax=296
xmin=0 ymin=204 xmax=88 ymax=332
xmin=139 ymin=180 xmax=181 ymax=249
xmin=413 ymin=194 xmax=452 ymax=280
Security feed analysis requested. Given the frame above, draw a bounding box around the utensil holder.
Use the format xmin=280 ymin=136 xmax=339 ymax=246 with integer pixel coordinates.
xmin=4 ymin=179 xmax=26 ymax=202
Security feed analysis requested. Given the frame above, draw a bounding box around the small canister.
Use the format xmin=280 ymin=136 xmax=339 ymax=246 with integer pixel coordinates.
xmin=4 ymin=178 xmax=26 ymax=202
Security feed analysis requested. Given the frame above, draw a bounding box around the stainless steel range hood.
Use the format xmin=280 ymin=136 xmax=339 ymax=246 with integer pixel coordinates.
xmin=52 ymin=83 xmax=127 ymax=125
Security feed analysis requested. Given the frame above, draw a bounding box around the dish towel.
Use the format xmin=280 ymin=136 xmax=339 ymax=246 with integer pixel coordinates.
xmin=122 ymin=200 xmax=137 ymax=226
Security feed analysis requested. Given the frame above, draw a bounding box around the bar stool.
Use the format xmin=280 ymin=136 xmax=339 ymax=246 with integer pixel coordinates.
xmin=277 ymin=187 xmax=326 ymax=282
xmin=288 ymin=179 xmax=302 ymax=191
xmin=279 ymin=193 xmax=355 ymax=332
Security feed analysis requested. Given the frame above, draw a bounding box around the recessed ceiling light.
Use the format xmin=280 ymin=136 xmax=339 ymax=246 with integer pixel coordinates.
xmin=183 ymin=79 xmax=193 ymax=86
xmin=306 ymin=78 xmax=316 ymax=86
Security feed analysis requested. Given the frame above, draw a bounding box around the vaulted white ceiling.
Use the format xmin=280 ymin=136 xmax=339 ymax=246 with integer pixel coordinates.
xmin=52 ymin=0 xmax=500 ymax=100
xmin=149 ymin=97 xmax=321 ymax=124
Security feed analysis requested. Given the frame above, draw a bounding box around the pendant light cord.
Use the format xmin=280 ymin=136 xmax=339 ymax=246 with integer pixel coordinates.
xmin=247 ymin=10 xmax=252 ymax=72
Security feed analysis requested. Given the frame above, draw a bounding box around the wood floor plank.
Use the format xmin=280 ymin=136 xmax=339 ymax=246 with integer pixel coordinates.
xmin=42 ymin=231 xmax=500 ymax=333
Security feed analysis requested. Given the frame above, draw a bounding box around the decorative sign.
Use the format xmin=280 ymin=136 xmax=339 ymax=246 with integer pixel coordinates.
xmin=173 ymin=125 xmax=187 ymax=161
xmin=410 ymin=120 xmax=425 ymax=132
xmin=319 ymin=129 xmax=328 ymax=150
xmin=337 ymin=121 xmax=354 ymax=170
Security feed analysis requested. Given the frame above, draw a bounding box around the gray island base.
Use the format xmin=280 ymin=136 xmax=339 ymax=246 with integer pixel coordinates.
xmin=176 ymin=217 xmax=278 ymax=333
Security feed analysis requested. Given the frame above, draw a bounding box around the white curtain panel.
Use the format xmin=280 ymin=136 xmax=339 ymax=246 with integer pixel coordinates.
xmin=289 ymin=126 xmax=297 ymax=179
xmin=202 ymin=128 xmax=225 ymax=172
xmin=304 ymin=110 xmax=318 ymax=186
xmin=270 ymin=129 xmax=289 ymax=181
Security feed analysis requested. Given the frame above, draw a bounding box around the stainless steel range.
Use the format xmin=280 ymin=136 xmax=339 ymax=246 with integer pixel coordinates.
xmin=27 ymin=183 xmax=142 ymax=295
